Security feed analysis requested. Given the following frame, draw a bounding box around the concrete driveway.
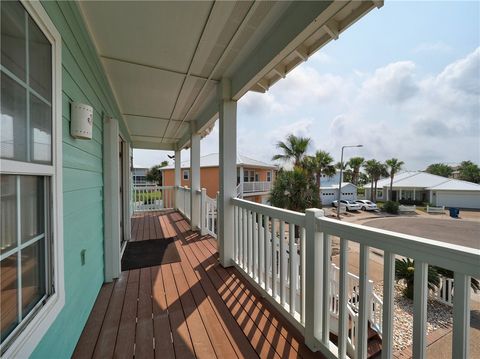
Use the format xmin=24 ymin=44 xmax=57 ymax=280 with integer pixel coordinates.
xmin=363 ymin=217 xmax=480 ymax=250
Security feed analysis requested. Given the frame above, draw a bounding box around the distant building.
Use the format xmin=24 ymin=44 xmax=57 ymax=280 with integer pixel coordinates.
xmin=318 ymin=171 xmax=357 ymax=205
xmin=162 ymin=153 xmax=277 ymax=204
xmin=132 ymin=167 xmax=152 ymax=185
xmin=365 ymin=171 xmax=480 ymax=209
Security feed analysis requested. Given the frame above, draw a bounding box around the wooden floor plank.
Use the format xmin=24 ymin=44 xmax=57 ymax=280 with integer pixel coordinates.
xmin=136 ymin=267 xmax=155 ymax=358
xmin=151 ymin=265 xmax=175 ymax=359
xmin=113 ymin=270 xmax=139 ymax=358
xmin=72 ymin=282 xmax=114 ymax=359
xmin=92 ymin=271 xmax=129 ymax=359
xmin=171 ymin=261 xmax=218 ymax=358
xmin=162 ymin=264 xmax=196 ymax=359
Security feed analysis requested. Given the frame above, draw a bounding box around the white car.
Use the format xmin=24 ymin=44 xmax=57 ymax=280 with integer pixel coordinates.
xmin=332 ymin=200 xmax=361 ymax=211
xmin=355 ymin=200 xmax=378 ymax=211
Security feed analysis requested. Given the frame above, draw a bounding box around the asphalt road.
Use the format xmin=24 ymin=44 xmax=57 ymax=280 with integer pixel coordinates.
xmin=363 ymin=217 xmax=480 ymax=250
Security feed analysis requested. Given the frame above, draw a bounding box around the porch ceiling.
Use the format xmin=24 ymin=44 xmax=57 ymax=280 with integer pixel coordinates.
xmin=78 ymin=0 xmax=382 ymax=150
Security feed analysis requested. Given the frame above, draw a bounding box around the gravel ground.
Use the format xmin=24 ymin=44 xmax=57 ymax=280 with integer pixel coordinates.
xmin=373 ymin=282 xmax=453 ymax=352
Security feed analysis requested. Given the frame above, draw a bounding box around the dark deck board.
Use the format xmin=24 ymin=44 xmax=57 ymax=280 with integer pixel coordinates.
xmin=73 ymin=210 xmax=326 ymax=359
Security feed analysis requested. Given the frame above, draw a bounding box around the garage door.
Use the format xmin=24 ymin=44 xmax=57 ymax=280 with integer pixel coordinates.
xmin=436 ymin=191 xmax=480 ymax=209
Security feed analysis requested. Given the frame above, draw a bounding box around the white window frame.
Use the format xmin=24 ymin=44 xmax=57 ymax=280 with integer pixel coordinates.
xmin=183 ymin=169 xmax=189 ymax=180
xmin=1 ymin=1 xmax=64 ymax=358
xmin=266 ymin=171 xmax=272 ymax=182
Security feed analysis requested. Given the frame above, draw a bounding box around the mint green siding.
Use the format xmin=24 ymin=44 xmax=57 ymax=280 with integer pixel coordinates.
xmin=32 ymin=2 xmax=128 ymax=358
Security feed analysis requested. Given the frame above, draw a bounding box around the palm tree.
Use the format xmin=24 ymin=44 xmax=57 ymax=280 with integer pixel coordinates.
xmin=304 ymin=151 xmax=335 ymax=204
xmin=364 ymin=159 xmax=387 ymax=201
xmin=347 ymin=157 xmax=364 ymax=186
xmin=272 ymin=134 xmax=311 ymax=168
xmin=395 ymin=258 xmax=440 ymax=299
xmin=385 ymin=158 xmax=404 ymax=201
xmin=335 ymin=161 xmax=352 ymax=182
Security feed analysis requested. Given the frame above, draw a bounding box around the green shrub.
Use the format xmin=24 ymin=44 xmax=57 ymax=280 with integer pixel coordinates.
xmin=383 ymin=200 xmax=399 ymax=214
xmin=399 ymin=199 xmax=426 ymax=206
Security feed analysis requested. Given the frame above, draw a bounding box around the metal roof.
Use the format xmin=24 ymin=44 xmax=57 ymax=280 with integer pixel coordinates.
xmin=366 ymin=171 xmax=480 ymax=191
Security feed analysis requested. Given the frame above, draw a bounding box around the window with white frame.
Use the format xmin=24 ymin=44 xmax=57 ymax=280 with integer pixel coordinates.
xmin=1 ymin=1 xmax=62 ymax=355
xmin=266 ymin=171 xmax=272 ymax=182
xmin=183 ymin=169 xmax=189 ymax=180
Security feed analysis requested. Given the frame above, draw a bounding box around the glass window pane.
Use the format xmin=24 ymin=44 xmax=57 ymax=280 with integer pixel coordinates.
xmin=1 ymin=255 xmax=19 ymax=342
xmin=1 ymin=72 xmax=27 ymax=161
xmin=30 ymin=94 xmax=52 ymax=164
xmin=21 ymin=239 xmax=46 ymax=317
xmin=20 ymin=176 xmax=44 ymax=243
xmin=28 ymin=17 xmax=51 ymax=102
xmin=0 ymin=175 xmax=18 ymax=255
xmin=1 ymin=0 xmax=26 ymax=80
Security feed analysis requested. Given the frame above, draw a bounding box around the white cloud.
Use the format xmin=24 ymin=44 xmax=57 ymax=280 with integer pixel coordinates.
xmin=413 ymin=41 xmax=452 ymax=54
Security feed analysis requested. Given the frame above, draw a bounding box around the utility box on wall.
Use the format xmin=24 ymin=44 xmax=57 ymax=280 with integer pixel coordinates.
xmin=70 ymin=102 xmax=93 ymax=139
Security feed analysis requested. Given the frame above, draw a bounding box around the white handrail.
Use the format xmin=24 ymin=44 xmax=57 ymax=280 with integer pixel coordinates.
xmin=133 ymin=185 xmax=175 ymax=212
xmin=242 ymin=181 xmax=272 ymax=194
xmin=230 ymin=197 xmax=479 ymax=359
xmin=200 ymin=189 xmax=217 ymax=238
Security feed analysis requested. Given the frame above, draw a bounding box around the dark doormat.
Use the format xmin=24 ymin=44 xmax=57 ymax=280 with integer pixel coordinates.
xmin=121 ymin=238 xmax=181 ymax=271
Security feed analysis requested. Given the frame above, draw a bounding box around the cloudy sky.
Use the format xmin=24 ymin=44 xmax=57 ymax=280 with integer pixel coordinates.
xmin=134 ymin=1 xmax=480 ymax=171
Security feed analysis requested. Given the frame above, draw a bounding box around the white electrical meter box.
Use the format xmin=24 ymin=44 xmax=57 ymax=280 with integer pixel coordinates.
xmin=70 ymin=102 xmax=93 ymax=139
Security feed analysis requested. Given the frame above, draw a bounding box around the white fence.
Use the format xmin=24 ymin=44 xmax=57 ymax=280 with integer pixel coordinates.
xmin=399 ymin=204 xmax=416 ymax=213
xmin=427 ymin=205 xmax=445 ymax=214
xmin=133 ymin=185 xmax=175 ymax=212
xmin=231 ymin=197 xmax=479 ymax=359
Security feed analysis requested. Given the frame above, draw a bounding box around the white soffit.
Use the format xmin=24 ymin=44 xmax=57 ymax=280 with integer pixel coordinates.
xmin=78 ymin=0 xmax=381 ymax=150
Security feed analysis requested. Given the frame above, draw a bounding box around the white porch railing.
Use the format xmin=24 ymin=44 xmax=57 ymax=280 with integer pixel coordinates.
xmin=176 ymin=186 xmax=191 ymax=220
xmin=133 ymin=185 xmax=175 ymax=212
xmin=231 ymin=197 xmax=479 ymax=359
xmin=200 ymin=189 xmax=218 ymax=238
xmin=398 ymin=204 xmax=416 ymax=213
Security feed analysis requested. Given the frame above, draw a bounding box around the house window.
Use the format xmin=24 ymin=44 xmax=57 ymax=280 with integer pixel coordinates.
xmin=377 ymin=190 xmax=383 ymax=198
xmin=266 ymin=171 xmax=272 ymax=182
xmin=244 ymin=170 xmax=255 ymax=182
xmin=183 ymin=169 xmax=189 ymax=180
xmin=1 ymin=1 xmax=62 ymax=355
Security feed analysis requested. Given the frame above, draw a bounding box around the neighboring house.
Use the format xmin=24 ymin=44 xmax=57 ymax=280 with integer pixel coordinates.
xmin=365 ymin=171 xmax=480 ymax=209
xmin=162 ymin=153 xmax=277 ymax=204
xmin=132 ymin=167 xmax=151 ymax=185
xmin=318 ymin=171 xmax=357 ymax=205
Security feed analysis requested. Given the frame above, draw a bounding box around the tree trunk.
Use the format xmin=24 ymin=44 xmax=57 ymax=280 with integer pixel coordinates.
xmin=370 ymin=180 xmax=374 ymax=201
xmin=390 ymin=176 xmax=394 ymax=202
xmin=317 ymin=171 xmax=322 ymax=206
xmin=374 ymin=179 xmax=378 ymax=202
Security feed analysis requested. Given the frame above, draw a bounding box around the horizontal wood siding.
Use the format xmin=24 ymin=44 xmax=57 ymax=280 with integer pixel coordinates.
xmin=31 ymin=2 xmax=128 ymax=358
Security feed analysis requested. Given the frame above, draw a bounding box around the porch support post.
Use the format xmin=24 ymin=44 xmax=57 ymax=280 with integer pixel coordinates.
xmin=413 ymin=188 xmax=416 ymax=201
xmin=190 ymin=131 xmax=201 ymax=230
xmin=218 ymin=78 xmax=237 ymax=267
xmin=174 ymin=149 xmax=181 ymax=209
xmin=239 ymin=166 xmax=244 ymax=198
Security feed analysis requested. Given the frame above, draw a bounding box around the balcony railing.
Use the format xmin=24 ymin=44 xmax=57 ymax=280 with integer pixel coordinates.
xmin=231 ymin=197 xmax=479 ymax=359
xmin=241 ymin=181 xmax=272 ymax=194
xmin=133 ymin=185 xmax=175 ymax=212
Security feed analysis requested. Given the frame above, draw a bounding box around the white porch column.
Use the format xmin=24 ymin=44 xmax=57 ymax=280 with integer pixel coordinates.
xmin=239 ymin=166 xmax=244 ymax=198
xmin=174 ymin=149 xmax=181 ymax=209
xmin=190 ymin=132 xmax=201 ymax=230
xmin=413 ymin=188 xmax=416 ymax=201
xmin=218 ymin=78 xmax=237 ymax=267
xmin=399 ymin=189 xmax=402 ymax=200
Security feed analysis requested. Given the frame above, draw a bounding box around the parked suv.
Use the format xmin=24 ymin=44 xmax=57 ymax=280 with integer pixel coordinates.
xmin=355 ymin=200 xmax=378 ymax=211
xmin=332 ymin=200 xmax=361 ymax=211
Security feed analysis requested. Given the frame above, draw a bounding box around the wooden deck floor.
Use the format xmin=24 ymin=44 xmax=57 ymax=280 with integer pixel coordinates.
xmin=73 ymin=210 xmax=325 ymax=359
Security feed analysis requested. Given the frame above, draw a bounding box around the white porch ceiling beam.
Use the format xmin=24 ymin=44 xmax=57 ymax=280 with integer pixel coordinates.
xmin=272 ymin=65 xmax=286 ymax=79
xmin=294 ymin=44 xmax=309 ymax=61
xmin=131 ymin=141 xmax=175 ymax=150
xmin=322 ymin=20 xmax=339 ymax=40
xmin=100 ymin=55 xmax=218 ymax=83
xmin=172 ymin=1 xmax=260 ymax=140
